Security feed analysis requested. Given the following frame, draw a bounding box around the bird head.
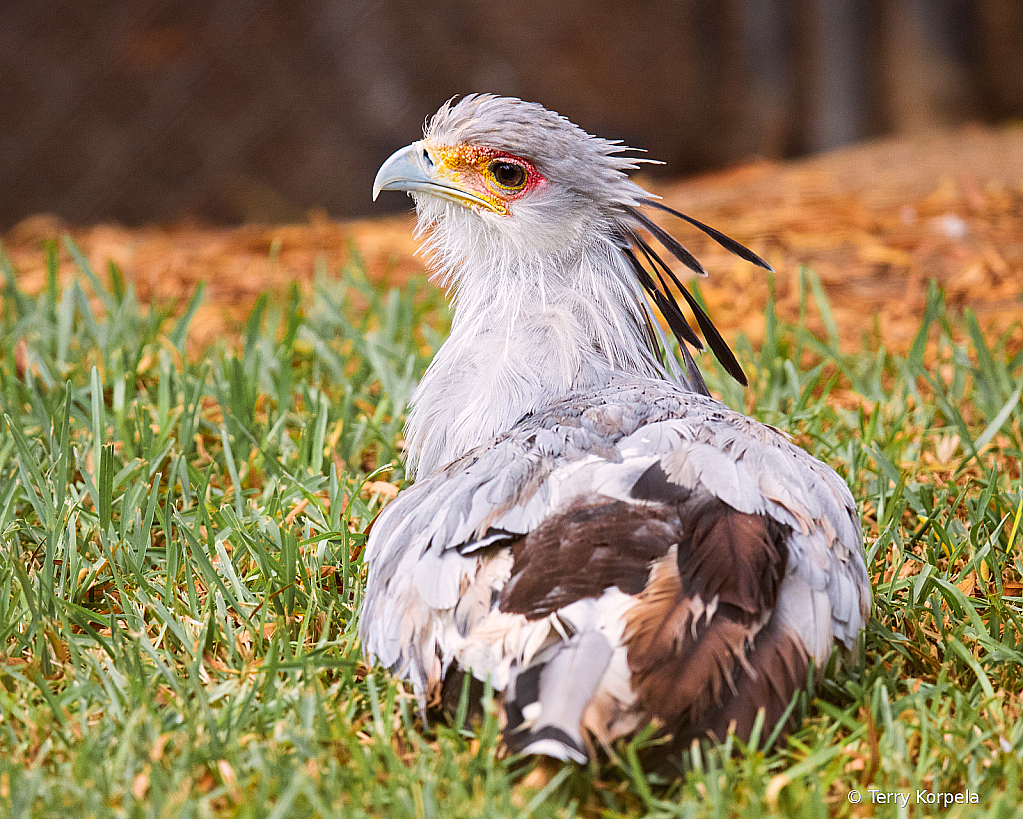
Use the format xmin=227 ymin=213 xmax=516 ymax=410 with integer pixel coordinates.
xmin=373 ymin=94 xmax=648 ymax=261
xmin=373 ymin=94 xmax=772 ymax=389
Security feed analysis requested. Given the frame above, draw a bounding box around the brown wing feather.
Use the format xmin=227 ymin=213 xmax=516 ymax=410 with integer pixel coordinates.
xmin=463 ymin=489 xmax=812 ymax=756
xmin=675 ymin=497 xmax=789 ymax=620
xmin=500 ymin=498 xmax=677 ymax=620
xmin=625 ymin=498 xmax=795 ymax=746
xmin=692 ymin=617 xmax=810 ymax=746
xmin=625 ymin=555 xmax=750 ymax=719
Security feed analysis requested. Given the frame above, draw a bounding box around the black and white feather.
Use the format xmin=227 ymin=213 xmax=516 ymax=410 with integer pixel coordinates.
xmin=362 ymin=95 xmax=870 ymax=764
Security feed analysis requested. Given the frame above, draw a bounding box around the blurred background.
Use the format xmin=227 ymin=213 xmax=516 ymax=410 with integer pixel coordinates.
xmin=2 ymin=0 xmax=1022 ymax=231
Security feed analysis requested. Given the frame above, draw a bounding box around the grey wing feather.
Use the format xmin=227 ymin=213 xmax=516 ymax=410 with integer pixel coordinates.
xmin=359 ymin=376 xmax=870 ymax=738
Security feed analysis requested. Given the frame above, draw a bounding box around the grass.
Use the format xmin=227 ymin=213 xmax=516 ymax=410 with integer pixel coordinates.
xmin=0 ymin=237 xmax=1021 ymax=818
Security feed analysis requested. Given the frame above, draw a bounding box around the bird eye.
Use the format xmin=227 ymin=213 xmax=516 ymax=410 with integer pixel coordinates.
xmin=488 ymin=160 xmax=527 ymax=191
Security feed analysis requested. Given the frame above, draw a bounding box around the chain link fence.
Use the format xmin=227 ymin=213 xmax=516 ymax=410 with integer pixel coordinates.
xmin=2 ymin=0 xmax=1020 ymax=230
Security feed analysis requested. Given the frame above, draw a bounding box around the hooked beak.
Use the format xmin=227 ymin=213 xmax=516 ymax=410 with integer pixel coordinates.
xmin=372 ymin=141 xmax=501 ymax=212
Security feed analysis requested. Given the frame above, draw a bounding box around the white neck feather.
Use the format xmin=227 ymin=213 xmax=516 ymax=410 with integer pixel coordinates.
xmin=403 ymin=201 xmax=672 ymax=478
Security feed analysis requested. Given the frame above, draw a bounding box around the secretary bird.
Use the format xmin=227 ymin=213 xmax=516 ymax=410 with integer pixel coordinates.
xmin=360 ymin=94 xmax=870 ymax=765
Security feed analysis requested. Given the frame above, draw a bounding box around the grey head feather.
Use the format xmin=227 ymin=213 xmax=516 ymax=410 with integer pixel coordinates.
xmin=427 ymin=94 xmax=648 ymax=210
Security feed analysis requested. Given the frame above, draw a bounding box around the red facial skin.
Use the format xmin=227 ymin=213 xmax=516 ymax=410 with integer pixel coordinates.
xmin=427 ymin=141 xmax=548 ymax=215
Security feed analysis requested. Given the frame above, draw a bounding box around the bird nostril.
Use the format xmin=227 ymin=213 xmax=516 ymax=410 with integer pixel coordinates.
xmin=422 ymin=148 xmax=433 ymax=168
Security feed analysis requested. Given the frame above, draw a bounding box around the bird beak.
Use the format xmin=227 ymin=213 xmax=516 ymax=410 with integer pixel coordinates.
xmin=372 ymin=141 xmax=500 ymax=212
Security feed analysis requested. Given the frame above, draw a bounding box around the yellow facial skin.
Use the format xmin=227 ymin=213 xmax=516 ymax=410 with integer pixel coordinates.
xmin=424 ymin=140 xmax=541 ymax=217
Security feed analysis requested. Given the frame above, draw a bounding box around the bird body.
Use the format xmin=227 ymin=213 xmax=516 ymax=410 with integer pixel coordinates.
xmin=361 ymin=95 xmax=870 ymax=764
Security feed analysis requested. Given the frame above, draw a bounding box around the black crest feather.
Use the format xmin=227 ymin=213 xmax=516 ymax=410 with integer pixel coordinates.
xmin=638 ymin=199 xmax=774 ymax=272
xmin=622 ymin=202 xmax=772 ymax=388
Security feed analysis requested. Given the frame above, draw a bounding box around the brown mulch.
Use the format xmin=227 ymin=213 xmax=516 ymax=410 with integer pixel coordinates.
xmin=4 ymin=124 xmax=1022 ymax=355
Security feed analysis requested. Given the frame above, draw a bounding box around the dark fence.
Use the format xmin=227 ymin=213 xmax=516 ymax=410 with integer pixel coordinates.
xmin=2 ymin=0 xmax=1020 ymax=229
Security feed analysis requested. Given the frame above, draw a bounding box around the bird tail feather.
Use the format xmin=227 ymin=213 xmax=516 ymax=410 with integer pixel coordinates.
xmin=504 ymin=630 xmax=614 ymax=763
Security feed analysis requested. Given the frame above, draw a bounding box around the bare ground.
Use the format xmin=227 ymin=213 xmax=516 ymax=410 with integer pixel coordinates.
xmin=4 ymin=123 xmax=1022 ymax=355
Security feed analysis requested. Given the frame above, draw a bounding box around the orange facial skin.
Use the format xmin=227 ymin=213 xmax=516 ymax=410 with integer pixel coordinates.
xmin=424 ymin=140 xmax=547 ymax=216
